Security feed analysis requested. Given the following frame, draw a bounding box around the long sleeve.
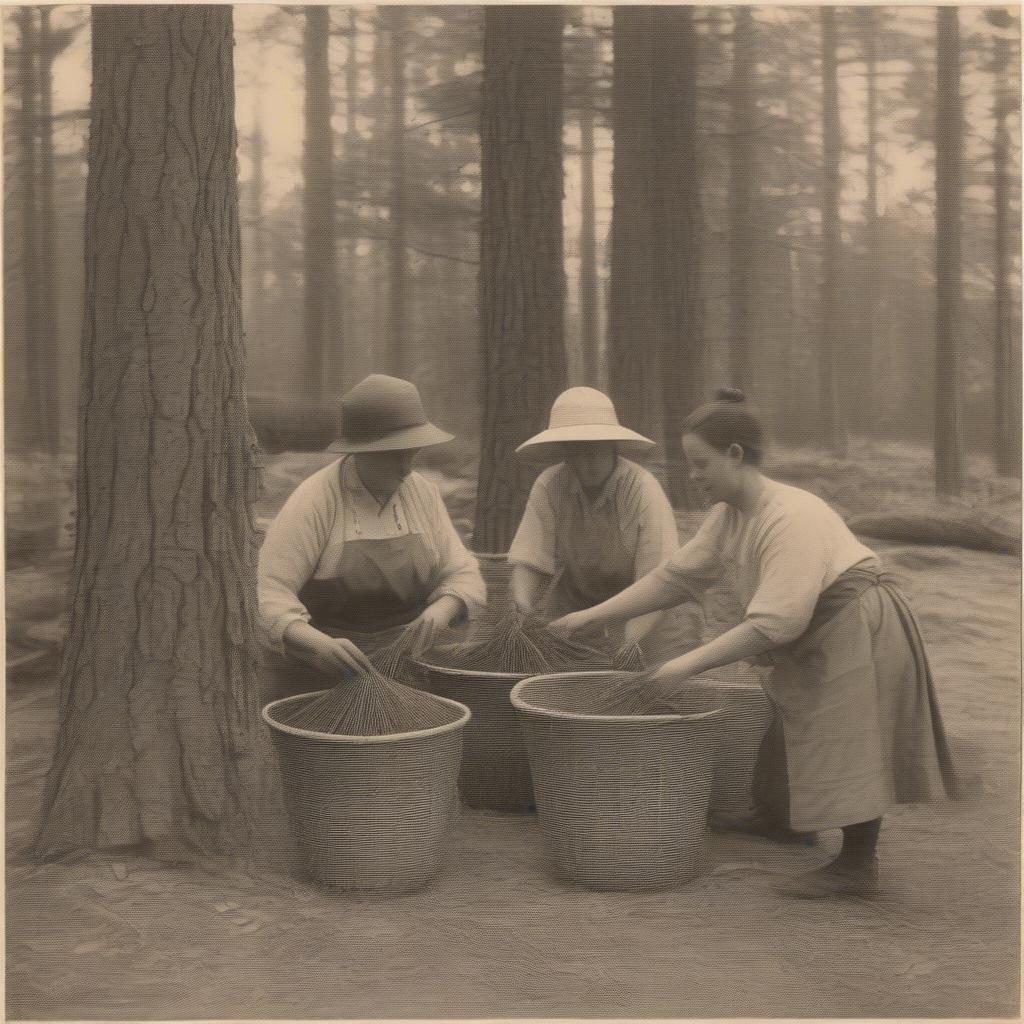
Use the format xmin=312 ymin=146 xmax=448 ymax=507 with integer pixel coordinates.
xmin=423 ymin=483 xmax=487 ymax=619
xmin=508 ymin=470 xmax=558 ymax=575
xmin=648 ymin=504 xmax=728 ymax=602
xmin=257 ymin=472 xmax=335 ymax=654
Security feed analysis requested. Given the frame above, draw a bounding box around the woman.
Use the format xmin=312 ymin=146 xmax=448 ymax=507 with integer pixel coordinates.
xmin=258 ymin=374 xmax=485 ymax=690
xmin=510 ymin=387 xmax=703 ymax=663
xmin=549 ymin=389 xmax=961 ymax=898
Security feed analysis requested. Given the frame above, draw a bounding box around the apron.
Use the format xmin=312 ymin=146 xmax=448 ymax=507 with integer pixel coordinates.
xmin=264 ymin=462 xmax=442 ymax=700
xmin=539 ymin=494 xmax=702 ymax=661
xmin=757 ymin=558 xmax=962 ymax=832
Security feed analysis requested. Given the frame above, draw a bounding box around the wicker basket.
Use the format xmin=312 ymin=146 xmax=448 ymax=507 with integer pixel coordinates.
xmin=411 ymin=658 xmax=534 ymax=812
xmin=668 ymin=678 xmax=773 ymax=813
xmin=262 ymin=692 xmax=471 ymax=894
xmin=511 ymin=671 xmax=724 ymax=891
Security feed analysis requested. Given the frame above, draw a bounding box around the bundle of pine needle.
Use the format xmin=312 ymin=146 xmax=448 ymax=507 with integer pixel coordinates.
xmin=274 ymin=651 xmax=456 ymax=737
xmin=432 ymin=606 xmax=612 ymax=675
xmin=611 ymin=640 xmax=648 ymax=673
xmin=564 ymin=671 xmax=683 ymax=717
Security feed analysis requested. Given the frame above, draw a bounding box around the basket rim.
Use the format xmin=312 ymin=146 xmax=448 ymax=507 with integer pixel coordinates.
xmin=411 ymin=656 xmax=532 ymax=682
xmin=261 ymin=690 xmax=471 ymax=743
xmin=510 ymin=671 xmax=727 ymax=726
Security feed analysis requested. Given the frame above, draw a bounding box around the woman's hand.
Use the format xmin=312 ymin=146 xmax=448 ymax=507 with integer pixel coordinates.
xmin=401 ymin=596 xmax=463 ymax=656
xmin=546 ymin=609 xmax=598 ymax=641
xmin=640 ymin=657 xmax=698 ymax=706
xmin=284 ymin=623 xmax=373 ymax=678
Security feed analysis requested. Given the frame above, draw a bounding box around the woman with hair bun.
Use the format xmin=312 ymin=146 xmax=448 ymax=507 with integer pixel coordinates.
xmin=549 ymin=388 xmax=961 ymax=898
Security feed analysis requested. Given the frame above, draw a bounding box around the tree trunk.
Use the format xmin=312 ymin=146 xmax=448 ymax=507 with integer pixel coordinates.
xmin=246 ymin=97 xmax=266 ymax=373
xmin=992 ymin=33 xmax=1019 ymax=475
xmin=337 ymin=8 xmax=361 ymax=392
xmin=934 ymin=7 xmax=965 ymax=495
xmin=819 ymin=7 xmax=846 ymax=456
xmin=385 ymin=6 xmax=409 ymax=379
xmin=653 ymin=7 xmax=703 ymax=508
xmin=37 ymin=7 xmax=61 ymax=453
xmin=608 ymin=7 xmax=659 ymax=447
xmin=474 ymin=6 xmax=566 ymax=553
xmin=577 ymin=25 xmax=599 ymax=388
xmin=34 ymin=6 xmax=262 ymax=863
xmin=302 ymin=7 xmax=335 ymax=400
xmin=858 ymin=7 xmax=881 ymax=437
xmin=729 ymin=6 xmax=755 ymax=394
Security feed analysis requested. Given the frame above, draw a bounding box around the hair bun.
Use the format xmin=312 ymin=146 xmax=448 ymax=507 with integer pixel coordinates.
xmin=715 ymin=387 xmax=746 ymax=404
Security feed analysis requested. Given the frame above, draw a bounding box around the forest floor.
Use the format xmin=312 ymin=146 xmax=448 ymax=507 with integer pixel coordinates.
xmin=5 ymin=439 xmax=1021 ymax=1020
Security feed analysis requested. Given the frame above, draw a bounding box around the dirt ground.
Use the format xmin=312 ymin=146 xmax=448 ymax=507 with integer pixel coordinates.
xmin=5 ymin=530 xmax=1020 ymax=1020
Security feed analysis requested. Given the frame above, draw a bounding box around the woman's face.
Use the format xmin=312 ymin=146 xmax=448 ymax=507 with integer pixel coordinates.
xmin=357 ymin=448 xmax=420 ymax=490
xmin=682 ymin=433 xmax=743 ymax=506
xmin=560 ymin=441 xmax=617 ymax=490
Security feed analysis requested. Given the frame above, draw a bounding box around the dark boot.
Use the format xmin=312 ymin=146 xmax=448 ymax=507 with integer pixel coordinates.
xmin=774 ymin=818 xmax=882 ymax=899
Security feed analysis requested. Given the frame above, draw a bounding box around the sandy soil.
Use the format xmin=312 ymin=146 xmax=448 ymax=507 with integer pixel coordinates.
xmin=6 ymin=445 xmax=1020 ymax=1019
xmin=6 ymin=532 xmax=1019 ymax=1020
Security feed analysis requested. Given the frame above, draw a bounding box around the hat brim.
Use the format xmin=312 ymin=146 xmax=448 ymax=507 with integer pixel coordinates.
xmin=516 ymin=424 xmax=656 ymax=453
xmin=329 ymin=421 xmax=454 ymax=453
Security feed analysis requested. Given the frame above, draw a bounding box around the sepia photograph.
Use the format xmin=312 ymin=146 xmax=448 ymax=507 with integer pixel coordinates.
xmin=3 ymin=2 xmax=1021 ymax=1020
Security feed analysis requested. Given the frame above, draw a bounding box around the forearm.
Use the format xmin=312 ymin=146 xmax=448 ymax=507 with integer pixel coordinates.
xmin=622 ymin=610 xmax=665 ymax=644
xmin=583 ymin=573 xmax=683 ymax=630
xmin=428 ymin=594 xmax=465 ymax=628
xmin=283 ymin=620 xmax=330 ymax=661
xmin=511 ymin=564 xmax=551 ymax=612
xmin=661 ymin=621 xmax=774 ymax=681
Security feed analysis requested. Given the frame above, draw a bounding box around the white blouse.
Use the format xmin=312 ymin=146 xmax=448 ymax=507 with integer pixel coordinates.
xmin=651 ymin=478 xmax=876 ymax=646
xmin=257 ymin=457 xmax=486 ymax=651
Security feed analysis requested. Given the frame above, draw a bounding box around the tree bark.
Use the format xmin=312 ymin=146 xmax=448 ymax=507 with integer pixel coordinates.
xmin=858 ymin=7 xmax=881 ymax=437
xmin=474 ymin=6 xmax=566 ymax=553
xmin=34 ymin=6 xmax=262 ymax=863
xmin=991 ymin=32 xmax=1020 ymax=475
xmin=577 ymin=24 xmax=599 ymax=388
xmin=653 ymin=6 xmax=703 ymax=508
xmin=385 ymin=6 xmax=410 ymax=380
xmin=608 ymin=7 xmax=659 ymax=448
xmin=246 ymin=94 xmax=266 ymax=371
xmin=302 ymin=7 xmax=335 ymax=400
xmin=934 ymin=7 xmax=965 ymax=495
xmin=729 ymin=6 xmax=756 ymax=394
xmin=819 ymin=7 xmax=846 ymax=456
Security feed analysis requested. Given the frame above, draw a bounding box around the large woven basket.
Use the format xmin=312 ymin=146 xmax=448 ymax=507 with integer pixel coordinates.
xmin=671 ymin=678 xmax=773 ymax=813
xmin=411 ymin=658 xmax=534 ymax=812
xmin=262 ymin=692 xmax=470 ymax=894
xmin=511 ymin=671 xmax=724 ymax=891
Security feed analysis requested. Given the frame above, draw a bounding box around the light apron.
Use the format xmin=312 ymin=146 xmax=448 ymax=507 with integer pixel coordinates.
xmin=539 ymin=500 xmax=701 ymax=662
xmin=756 ymin=559 xmax=962 ymax=832
xmin=264 ymin=481 xmax=442 ymax=701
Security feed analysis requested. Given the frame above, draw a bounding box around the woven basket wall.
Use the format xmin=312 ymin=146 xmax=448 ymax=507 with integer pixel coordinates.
xmin=262 ymin=692 xmax=470 ymax=894
xmin=412 ymin=659 xmax=534 ymax=812
xmin=670 ymin=678 xmax=774 ymax=813
xmin=511 ymin=671 xmax=723 ymax=892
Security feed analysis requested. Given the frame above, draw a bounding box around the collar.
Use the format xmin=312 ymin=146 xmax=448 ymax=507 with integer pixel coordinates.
xmin=564 ymin=455 xmax=626 ymax=510
xmin=339 ymin=456 xmax=412 ymax=512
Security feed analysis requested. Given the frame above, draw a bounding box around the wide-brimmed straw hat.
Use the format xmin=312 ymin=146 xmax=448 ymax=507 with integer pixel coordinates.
xmin=329 ymin=374 xmax=454 ymax=453
xmin=516 ymin=387 xmax=655 ymax=453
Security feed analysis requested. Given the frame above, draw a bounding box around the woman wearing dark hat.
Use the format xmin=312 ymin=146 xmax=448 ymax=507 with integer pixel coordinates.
xmin=509 ymin=387 xmax=703 ymax=663
xmin=258 ymin=374 xmax=485 ymax=687
xmin=549 ymin=389 xmax=961 ymax=898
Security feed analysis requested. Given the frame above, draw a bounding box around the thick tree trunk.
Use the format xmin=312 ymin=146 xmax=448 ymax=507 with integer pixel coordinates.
xmin=34 ymin=6 xmax=262 ymax=863
xmin=37 ymin=7 xmax=60 ymax=453
xmin=653 ymin=7 xmax=703 ymax=508
xmin=858 ymin=7 xmax=881 ymax=437
xmin=608 ymin=7 xmax=659 ymax=447
xmin=302 ymin=7 xmax=335 ymax=400
xmin=337 ymin=9 xmax=361 ymax=392
xmin=992 ymin=34 xmax=1020 ymax=475
xmin=934 ymin=7 xmax=965 ymax=495
xmin=246 ymin=97 xmax=266 ymax=371
xmin=819 ymin=7 xmax=846 ymax=456
xmin=385 ymin=6 xmax=409 ymax=380
xmin=577 ymin=25 xmax=599 ymax=388
xmin=474 ymin=6 xmax=566 ymax=552
xmin=729 ymin=6 xmax=755 ymax=394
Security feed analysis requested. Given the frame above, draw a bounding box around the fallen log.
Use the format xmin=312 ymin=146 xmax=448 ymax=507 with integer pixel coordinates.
xmin=846 ymin=509 xmax=1021 ymax=556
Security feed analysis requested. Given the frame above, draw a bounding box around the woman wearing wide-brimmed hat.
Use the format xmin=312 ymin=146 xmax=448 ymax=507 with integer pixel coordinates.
xmin=508 ymin=387 xmax=703 ymax=663
xmin=258 ymin=374 xmax=485 ymax=688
